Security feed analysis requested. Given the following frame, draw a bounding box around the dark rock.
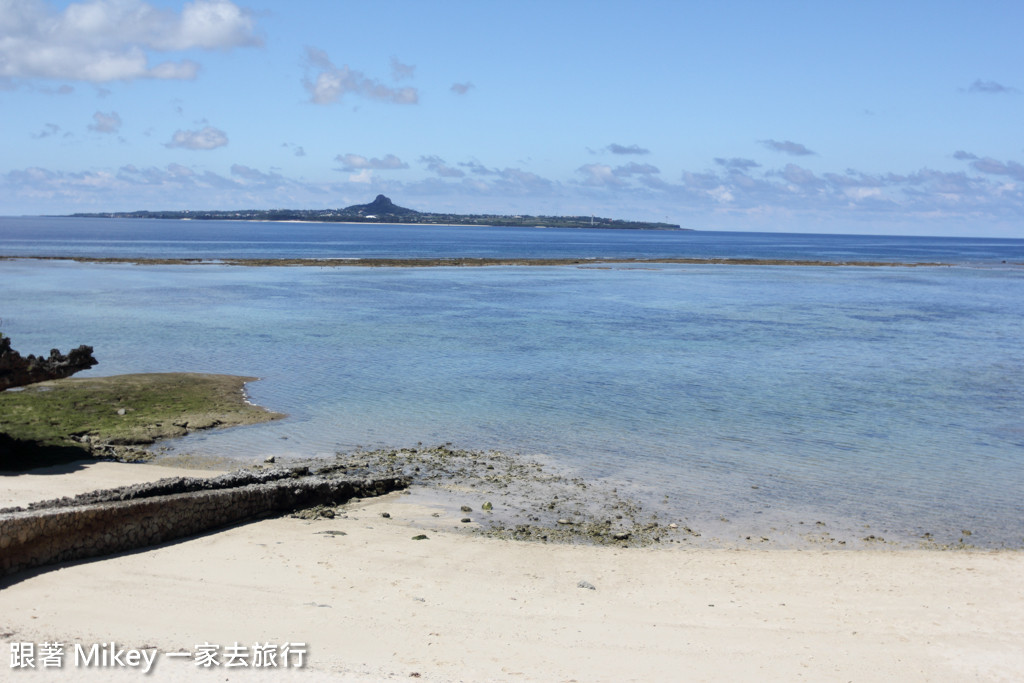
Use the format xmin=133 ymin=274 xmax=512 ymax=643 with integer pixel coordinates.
xmin=0 ymin=336 xmax=98 ymax=392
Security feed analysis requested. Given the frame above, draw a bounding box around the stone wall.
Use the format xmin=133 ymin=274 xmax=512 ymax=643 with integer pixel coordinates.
xmin=0 ymin=472 xmax=408 ymax=577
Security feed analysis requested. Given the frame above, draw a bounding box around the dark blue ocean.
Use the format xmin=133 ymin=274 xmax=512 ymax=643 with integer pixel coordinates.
xmin=2 ymin=217 xmax=1023 ymax=547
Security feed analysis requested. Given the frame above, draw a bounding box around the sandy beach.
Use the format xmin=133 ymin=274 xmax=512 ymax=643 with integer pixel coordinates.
xmin=2 ymin=461 xmax=1022 ymax=682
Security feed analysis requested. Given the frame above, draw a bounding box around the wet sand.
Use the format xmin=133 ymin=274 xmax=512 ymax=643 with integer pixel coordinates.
xmin=1 ymin=460 xmax=1022 ymax=681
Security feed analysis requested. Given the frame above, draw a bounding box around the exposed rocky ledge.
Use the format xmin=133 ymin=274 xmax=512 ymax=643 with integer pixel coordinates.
xmin=0 ymin=335 xmax=97 ymax=392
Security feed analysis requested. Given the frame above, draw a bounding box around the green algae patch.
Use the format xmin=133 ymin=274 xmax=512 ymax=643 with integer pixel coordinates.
xmin=0 ymin=373 xmax=284 ymax=468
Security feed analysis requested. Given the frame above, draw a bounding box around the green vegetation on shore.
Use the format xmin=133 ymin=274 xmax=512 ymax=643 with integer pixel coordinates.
xmin=0 ymin=373 xmax=284 ymax=469
xmin=70 ymin=194 xmax=683 ymax=231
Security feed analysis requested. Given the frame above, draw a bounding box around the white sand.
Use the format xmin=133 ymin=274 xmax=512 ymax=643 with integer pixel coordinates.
xmin=0 ymin=460 xmax=224 ymax=509
xmin=2 ymin=462 xmax=1022 ymax=682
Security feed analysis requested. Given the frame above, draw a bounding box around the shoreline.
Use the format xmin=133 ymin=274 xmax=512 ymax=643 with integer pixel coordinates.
xmin=1 ymin=460 xmax=1021 ymax=681
xmin=0 ymin=254 xmax=953 ymax=268
xmin=0 ymin=373 xmax=285 ymax=469
xmin=308 ymin=446 xmax=1007 ymax=552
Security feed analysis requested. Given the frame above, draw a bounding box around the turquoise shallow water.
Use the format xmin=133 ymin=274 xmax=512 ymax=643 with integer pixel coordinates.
xmin=3 ymin=215 xmax=1024 ymax=263
xmin=3 ymin=250 xmax=1022 ymax=547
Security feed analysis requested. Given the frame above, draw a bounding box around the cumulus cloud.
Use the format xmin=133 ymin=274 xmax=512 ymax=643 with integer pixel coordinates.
xmin=457 ymin=161 xmax=495 ymax=175
xmin=304 ymin=47 xmax=418 ymax=105
xmin=335 ymin=153 xmax=408 ymax=172
xmin=230 ymin=164 xmax=286 ymax=183
xmin=0 ymin=0 xmax=261 ymax=83
xmin=32 ymin=123 xmax=62 ymax=139
xmin=419 ymin=155 xmax=465 ymax=178
xmin=971 ymin=157 xmax=1024 ymax=180
xmin=953 ymin=150 xmax=978 ymax=160
xmin=165 ymin=125 xmax=228 ymax=150
xmin=88 ymin=110 xmax=122 ymax=134
xmin=491 ymin=167 xmax=553 ymax=193
xmin=613 ymin=162 xmax=660 ymax=177
xmin=390 ymin=57 xmax=415 ymax=81
xmin=8 ymin=142 xmax=1024 ymax=228
xmin=715 ymin=157 xmax=761 ymax=171
xmin=776 ymin=163 xmax=825 ymax=188
xmin=759 ymin=139 xmax=815 ymax=156
xmin=450 ymin=82 xmax=474 ymax=95
xmin=966 ymin=79 xmax=1016 ymax=94
xmin=607 ymin=143 xmax=649 ymax=155
xmin=577 ymin=163 xmax=625 ymax=187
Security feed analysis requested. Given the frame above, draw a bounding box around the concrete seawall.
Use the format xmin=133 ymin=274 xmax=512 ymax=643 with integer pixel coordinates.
xmin=0 ymin=468 xmax=408 ymax=577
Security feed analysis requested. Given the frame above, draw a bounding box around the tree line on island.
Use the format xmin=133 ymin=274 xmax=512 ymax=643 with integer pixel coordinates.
xmin=71 ymin=195 xmax=684 ymax=230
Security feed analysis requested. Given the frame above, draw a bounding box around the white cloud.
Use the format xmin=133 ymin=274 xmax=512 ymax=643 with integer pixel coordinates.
xmin=6 ymin=149 xmax=1024 ymax=233
xmin=88 ymin=110 xmax=121 ymax=134
xmin=0 ymin=0 xmax=260 ymax=83
xmin=759 ymin=139 xmax=816 ymax=156
xmin=459 ymin=160 xmax=496 ymax=175
xmin=348 ymin=169 xmax=373 ymax=184
xmin=168 ymin=0 xmax=261 ymax=50
xmin=714 ymin=157 xmax=761 ymax=171
xmin=576 ymin=163 xmax=625 ymax=187
xmin=420 ymin=155 xmax=465 ymax=178
xmin=230 ymin=164 xmax=278 ymax=182
xmin=303 ymin=47 xmax=418 ymax=105
xmin=165 ymin=125 xmax=228 ymax=150
xmin=613 ymin=162 xmax=660 ymax=177
xmin=607 ymin=143 xmax=649 ymax=155
xmin=390 ymin=57 xmax=415 ymax=81
xmin=335 ymin=153 xmax=408 ymax=171
xmin=966 ymin=79 xmax=1017 ymax=94
xmin=32 ymin=122 xmax=61 ymax=139
xmin=970 ymin=157 xmax=1024 ymax=181
xmin=777 ymin=163 xmax=824 ymax=189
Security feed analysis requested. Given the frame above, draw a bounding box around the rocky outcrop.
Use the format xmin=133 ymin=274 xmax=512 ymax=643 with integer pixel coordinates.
xmin=0 ymin=335 xmax=98 ymax=391
xmin=341 ymin=194 xmax=420 ymax=218
xmin=0 ymin=466 xmax=409 ymax=577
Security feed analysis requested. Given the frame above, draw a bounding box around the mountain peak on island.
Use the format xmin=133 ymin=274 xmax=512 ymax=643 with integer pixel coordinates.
xmin=343 ymin=194 xmax=419 ymax=217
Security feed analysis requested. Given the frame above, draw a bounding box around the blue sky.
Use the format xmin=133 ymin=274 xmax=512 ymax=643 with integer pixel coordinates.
xmin=2 ymin=0 xmax=1023 ymax=236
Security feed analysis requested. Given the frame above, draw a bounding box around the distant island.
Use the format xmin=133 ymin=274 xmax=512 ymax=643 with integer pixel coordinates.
xmin=71 ymin=195 xmax=683 ymax=230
